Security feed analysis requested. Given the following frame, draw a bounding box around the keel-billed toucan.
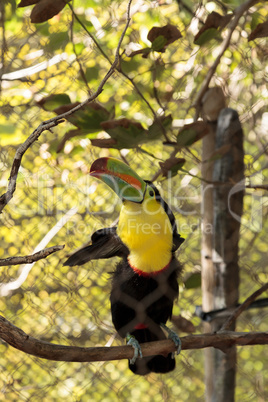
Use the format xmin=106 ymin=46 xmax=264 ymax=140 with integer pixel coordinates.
xmin=64 ymin=157 xmax=184 ymax=375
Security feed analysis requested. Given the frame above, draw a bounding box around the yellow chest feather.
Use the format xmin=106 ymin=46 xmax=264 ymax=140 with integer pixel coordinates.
xmin=117 ymin=199 xmax=173 ymax=273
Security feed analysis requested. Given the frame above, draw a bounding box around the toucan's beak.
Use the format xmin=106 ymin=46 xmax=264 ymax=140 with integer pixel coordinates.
xmin=90 ymin=157 xmax=146 ymax=203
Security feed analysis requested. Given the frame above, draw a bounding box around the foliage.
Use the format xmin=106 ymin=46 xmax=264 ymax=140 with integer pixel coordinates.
xmin=0 ymin=0 xmax=267 ymax=401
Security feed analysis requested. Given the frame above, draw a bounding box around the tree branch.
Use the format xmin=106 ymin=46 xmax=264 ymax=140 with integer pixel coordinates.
xmin=194 ymin=0 xmax=259 ymax=118
xmin=0 ymin=0 xmax=133 ymax=214
xmin=0 ymin=315 xmax=267 ymax=362
xmin=246 ymin=184 xmax=268 ymax=190
xmin=0 ymin=245 xmax=64 ymax=267
xmin=220 ymin=283 xmax=268 ymax=331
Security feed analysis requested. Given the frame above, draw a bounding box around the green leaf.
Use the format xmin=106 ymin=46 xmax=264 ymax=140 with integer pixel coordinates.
xmin=38 ymin=22 xmax=50 ymax=36
xmin=159 ymin=157 xmax=186 ymax=178
xmin=168 ymin=160 xmax=185 ymax=177
xmin=177 ymin=128 xmax=198 ymax=146
xmin=151 ymin=35 xmax=167 ymax=52
xmin=70 ymin=145 xmax=84 ymax=156
xmin=74 ymin=42 xmax=85 ymax=56
xmin=147 ymin=115 xmax=172 ymax=139
xmin=176 ymin=122 xmax=209 ymax=147
xmin=194 ymin=28 xmax=219 ymax=46
xmin=184 ymin=272 xmax=201 ymax=289
xmin=97 ymin=115 xmax=173 ymax=150
xmin=120 ymin=58 xmax=142 ymax=73
xmin=127 ymin=48 xmax=151 ymax=58
xmin=38 ymin=96 xmax=111 ymax=137
xmin=66 ymin=105 xmax=110 ymax=132
xmin=45 ymin=31 xmax=69 ymax=52
xmin=83 ymin=66 xmax=99 ymax=82
xmin=101 ymin=119 xmax=147 ymax=149
xmin=38 ymin=94 xmax=71 ymax=111
xmin=250 ymin=11 xmax=261 ymax=31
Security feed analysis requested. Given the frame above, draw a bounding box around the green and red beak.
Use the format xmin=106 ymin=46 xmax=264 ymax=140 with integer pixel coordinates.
xmin=90 ymin=157 xmax=146 ymax=203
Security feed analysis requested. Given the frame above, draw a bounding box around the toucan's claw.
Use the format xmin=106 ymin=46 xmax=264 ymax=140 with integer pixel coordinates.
xmin=126 ymin=333 xmax=143 ymax=365
xmin=161 ymin=323 xmax=181 ymax=358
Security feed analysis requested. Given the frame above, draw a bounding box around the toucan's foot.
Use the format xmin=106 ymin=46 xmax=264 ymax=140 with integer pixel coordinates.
xmin=126 ymin=333 xmax=143 ymax=365
xmin=161 ymin=323 xmax=181 ymax=358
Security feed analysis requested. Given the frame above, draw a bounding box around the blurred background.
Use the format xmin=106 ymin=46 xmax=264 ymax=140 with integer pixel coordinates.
xmin=0 ymin=0 xmax=267 ymax=400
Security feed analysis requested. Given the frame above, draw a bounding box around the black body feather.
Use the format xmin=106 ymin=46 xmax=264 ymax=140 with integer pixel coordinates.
xmin=111 ymin=256 xmax=181 ymax=374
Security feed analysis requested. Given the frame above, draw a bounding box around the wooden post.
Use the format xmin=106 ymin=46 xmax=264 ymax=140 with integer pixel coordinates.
xmin=201 ymin=121 xmax=216 ymax=399
xmin=201 ymin=103 xmax=244 ymax=401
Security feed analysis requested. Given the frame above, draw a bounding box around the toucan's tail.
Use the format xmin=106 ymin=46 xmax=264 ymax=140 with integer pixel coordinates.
xmin=129 ymin=327 xmax=175 ymax=375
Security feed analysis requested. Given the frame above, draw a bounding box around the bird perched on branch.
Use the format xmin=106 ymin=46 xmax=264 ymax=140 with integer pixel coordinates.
xmin=64 ymin=157 xmax=184 ymax=375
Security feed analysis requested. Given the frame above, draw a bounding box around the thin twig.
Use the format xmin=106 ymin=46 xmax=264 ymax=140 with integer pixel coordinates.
xmin=220 ymin=283 xmax=268 ymax=331
xmin=194 ymin=0 xmax=259 ymax=119
xmin=152 ymin=59 xmax=166 ymax=112
xmin=246 ymin=184 xmax=268 ymax=190
xmin=150 ymin=148 xmax=179 ymax=182
xmin=0 ymin=245 xmax=64 ymax=267
xmin=0 ymin=207 xmax=78 ymax=297
xmin=176 ymin=0 xmax=205 ymax=24
xmin=70 ymin=10 xmax=91 ymax=95
xmin=0 ymin=314 xmax=267 ymax=362
xmin=68 ymin=2 xmax=113 ymax=64
xmin=0 ymin=1 xmax=133 ymax=214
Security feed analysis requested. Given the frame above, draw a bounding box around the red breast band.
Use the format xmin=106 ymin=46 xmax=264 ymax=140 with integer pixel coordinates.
xmin=128 ymin=258 xmax=172 ymax=277
xmin=134 ymin=323 xmax=148 ymax=330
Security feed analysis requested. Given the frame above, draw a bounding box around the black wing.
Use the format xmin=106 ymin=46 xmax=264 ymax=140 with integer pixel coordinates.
xmin=63 ymin=227 xmax=128 ymax=266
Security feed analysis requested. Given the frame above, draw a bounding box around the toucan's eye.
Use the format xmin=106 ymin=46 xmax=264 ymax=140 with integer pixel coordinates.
xmin=149 ymin=190 xmax=154 ymax=197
